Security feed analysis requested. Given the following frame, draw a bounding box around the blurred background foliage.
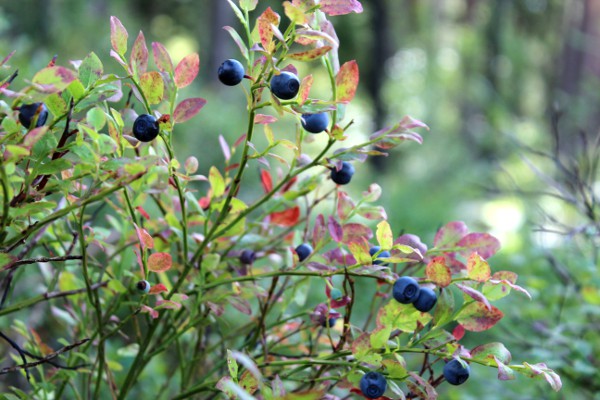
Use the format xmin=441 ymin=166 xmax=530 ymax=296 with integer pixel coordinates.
xmin=2 ymin=0 xmax=600 ymax=398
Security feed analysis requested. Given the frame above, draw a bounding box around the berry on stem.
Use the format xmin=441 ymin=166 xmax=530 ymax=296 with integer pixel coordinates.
xmin=369 ymin=245 xmax=391 ymax=265
xmin=295 ymin=243 xmax=313 ymax=262
xmin=270 ymin=71 xmax=300 ymax=100
xmin=301 ymin=112 xmax=329 ymax=134
xmin=136 ymin=280 xmax=150 ymax=294
xmin=392 ymin=277 xmax=420 ymax=304
xmin=18 ymin=102 xmax=48 ymax=129
xmin=239 ymin=249 xmax=256 ymax=265
xmin=443 ymin=359 xmax=471 ymax=385
xmin=321 ymin=317 xmax=337 ymax=328
xmin=330 ymin=161 xmax=355 ymax=185
xmin=218 ymin=59 xmax=245 ymax=86
xmin=413 ymin=286 xmax=437 ymax=312
xmin=132 ymin=114 xmax=160 ymax=142
xmin=359 ymin=371 xmax=387 ymax=399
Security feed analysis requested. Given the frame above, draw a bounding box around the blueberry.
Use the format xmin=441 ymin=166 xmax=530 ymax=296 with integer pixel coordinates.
xmin=136 ymin=280 xmax=150 ymax=294
xmin=18 ymin=102 xmax=48 ymax=129
xmin=359 ymin=371 xmax=387 ymax=399
xmin=443 ymin=359 xmax=471 ymax=385
xmin=132 ymin=114 xmax=160 ymax=142
xmin=369 ymin=246 xmax=391 ymax=265
xmin=392 ymin=277 xmax=420 ymax=304
xmin=330 ymin=162 xmax=355 ymax=185
xmin=295 ymin=243 xmax=313 ymax=262
xmin=413 ymin=286 xmax=437 ymax=312
xmin=239 ymin=249 xmax=256 ymax=265
xmin=301 ymin=113 xmax=329 ymax=134
xmin=321 ymin=317 xmax=337 ymax=328
xmin=270 ymin=71 xmax=300 ymax=100
xmin=330 ymin=288 xmax=343 ymax=301
xmin=218 ymin=59 xmax=245 ymax=86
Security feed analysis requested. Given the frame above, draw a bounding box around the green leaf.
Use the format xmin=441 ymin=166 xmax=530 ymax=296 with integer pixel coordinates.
xmin=335 ymin=60 xmax=359 ymax=103
xmin=432 ymin=287 xmax=454 ymax=328
xmin=370 ymin=326 xmax=391 ymax=349
xmin=425 ymin=256 xmax=452 ymax=288
xmin=86 ymin=107 xmax=106 ymax=131
xmin=32 ymin=67 xmax=76 ymax=92
xmin=209 ymin=166 xmax=225 ymax=198
xmin=348 ymin=238 xmax=372 ymax=265
xmin=79 ymin=52 xmax=103 ymax=87
xmin=383 ymin=357 xmax=408 ymax=379
xmin=466 ymin=253 xmax=491 ymax=282
xmin=110 ymin=16 xmax=129 ymax=56
xmin=224 ymin=26 xmax=249 ymax=61
xmin=471 ymin=342 xmax=512 ymax=365
xmin=203 ymin=254 xmax=221 ymax=272
xmin=227 ymin=349 xmax=239 ymax=382
xmin=36 ymin=159 xmax=72 ymax=175
xmin=140 ymin=71 xmax=164 ymax=105
xmin=239 ymin=0 xmax=258 ymax=11
xmin=377 ymin=300 xmax=432 ymax=332
xmin=376 ymin=220 xmax=393 ymax=249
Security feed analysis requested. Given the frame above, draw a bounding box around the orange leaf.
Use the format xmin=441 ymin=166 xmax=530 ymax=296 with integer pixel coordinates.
xmin=260 ymin=169 xmax=273 ymax=193
xmin=149 ymin=283 xmax=168 ymax=294
xmin=134 ymin=223 xmax=154 ymax=250
xmin=270 ymin=206 xmax=300 ymax=227
xmin=148 ymin=252 xmax=172 ymax=272
xmin=335 ymin=60 xmax=359 ymax=103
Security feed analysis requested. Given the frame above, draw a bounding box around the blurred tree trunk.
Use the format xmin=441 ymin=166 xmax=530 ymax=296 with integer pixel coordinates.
xmin=207 ymin=0 xmax=233 ymax=86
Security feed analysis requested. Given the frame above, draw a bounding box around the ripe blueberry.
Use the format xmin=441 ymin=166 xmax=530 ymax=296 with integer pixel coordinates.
xmin=301 ymin=113 xmax=329 ymax=134
xmin=392 ymin=277 xmax=420 ymax=304
xmin=330 ymin=288 xmax=343 ymax=301
xmin=295 ymin=243 xmax=313 ymax=262
xmin=443 ymin=359 xmax=471 ymax=385
xmin=136 ymin=280 xmax=150 ymax=294
xmin=270 ymin=71 xmax=300 ymax=100
xmin=239 ymin=249 xmax=256 ymax=265
xmin=330 ymin=161 xmax=355 ymax=185
xmin=369 ymin=246 xmax=391 ymax=265
xmin=413 ymin=286 xmax=437 ymax=312
xmin=18 ymin=102 xmax=48 ymax=129
xmin=218 ymin=59 xmax=245 ymax=86
xmin=132 ymin=114 xmax=160 ymax=142
xmin=359 ymin=371 xmax=387 ymax=399
xmin=321 ymin=317 xmax=337 ymax=328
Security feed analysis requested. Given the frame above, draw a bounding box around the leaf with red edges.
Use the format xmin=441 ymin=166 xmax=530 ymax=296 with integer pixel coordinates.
xmin=456 ymin=283 xmax=492 ymax=310
xmin=335 ymin=60 xmax=359 ymax=103
xmin=136 ymin=206 xmax=150 ymax=220
xmin=257 ymin=7 xmax=280 ymax=53
xmin=254 ymin=114 xmax=277 ymax=124
xmin=312 ymin=214 xmax=327 ymax=248
xmin=433 ymin=221 xmax=468 ymax=248
xmin=134 ymin=223 xmax=154 ymax=249
xmin=342 ymin=223 xmax=372 ymax=244
xmin=129 ymin=31 xmax=148 ymax=78
xmin=289 ymin=46 xmax=332 ymax=61
xmin=457 ymin=302 xmax=504 ymax=332
xmin=173 ymin=98 xmax=206 ymax=123
xmin=148 ymin=252 xmax=172 ymax=272
xmin=141 ymin=305 xmax=159 ymax=319
xmin=425 ymin=257 xmax=452 ymax=288
xmin=328 ymin=216 xmax=343 ymax=243
xmin=319 ymin=0 xmax=364 ymax=16
xmin=457 ymin=232 xmax=501 ymax=259
xmin=260 ymin=170 xmax=273 ymax=193
xmin=174 ymin=53 xmax=199 ymax=88
xmin=466 ymin=253 xmax=491 ymax=282
xmin=149 ymin=283 xmax=168 ymax=294
xmin=110 ymin=16 xmax=128 ymax=56
xmin=337 ymin=191 xmax=355 ymax=220
xmin=298 ymin=75 xmax=313 ymax=103
xmin=152 ymin=42 xmax=173 ymax=73
xmin=270 ymin=206 xmax=300 ymax=226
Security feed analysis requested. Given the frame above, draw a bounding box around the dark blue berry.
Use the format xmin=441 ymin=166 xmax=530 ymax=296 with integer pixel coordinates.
xmin=321 ymin=317 xmax=336 ymax=328
xmin=136 ymin=280 xmax=150 ymax=294
xmin=330 ymin=162 xmax=355 ymax=185
xmin=359 ymin=371 xmax=387 ymax=399
xmin=369 ymin=246 xmax=391 ymax=265
xmin=19 ymin=102 xmax=48 ymax=129
xmin=443 ymin=359 xmax=471 ymax=385
xmin=295 ymin=243 xmax=313 ymax=262
xmin=239 ymin=249 xmax=256 ymax=265
xmin=392 ymin=277 xmax=420 ymax=304
xmin=270 ymin=71 xmax=300 ymax=100
xmin=413 ymin=286 xmax=437 ymax=312
xmin=301 ymin=113 xmax=329 ymax=134
xmin=218 ymin=59 xmax=245 ymax=86
xmin=132 ymin=114 xmax=160 ymax=142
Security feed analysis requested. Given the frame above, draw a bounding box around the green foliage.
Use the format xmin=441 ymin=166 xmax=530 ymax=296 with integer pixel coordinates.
xmin=0 ymin=1 xmax=563 ymax=399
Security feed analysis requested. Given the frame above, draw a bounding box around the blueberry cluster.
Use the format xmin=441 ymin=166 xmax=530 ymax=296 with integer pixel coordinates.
xmin=392 ymin=276 xmax=438 ymax=312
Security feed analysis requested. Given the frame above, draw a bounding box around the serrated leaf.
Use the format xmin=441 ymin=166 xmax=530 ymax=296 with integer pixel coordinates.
xmin=173 ymin=98 xmax=207 ymax=123
xmin=425 ymin=257 xmax=452 ymax=288
xmin=335 ymin=60 xmax=359 ymax=103
xmin=466 ymin=253 xmax=491 ymax=282
xmin=152 ymin=41 xmax=174 ymax=74
xmin=110 ymin=16 xmax=128 ymax=56
xmin=376 ymin=220 xmax=393 ymax=249
xmin=148 ymin=252 xmax=172 ymax=272
xmin=174 ymin=53 xmax=199 ymax=88
xmin=139 ymin=71 xmax=164 ymax=105
xmin=457 ymin=302 xmax=503 ymax=332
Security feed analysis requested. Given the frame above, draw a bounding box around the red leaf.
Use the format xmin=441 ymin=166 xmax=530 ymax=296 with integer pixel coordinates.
xmin=254 ymin=114 xmax=278 ymax=124
xmin=173 ymin=98 xmax=206 ymax=123
xmin=337 ymin=191 xmax=355 ymax=220
xmin=148 ymin=252 xmax=172 ymax=272
xmin=149 ymin=283 xmax=168 ymax=294
xmin=319 ymin=0 xmax=364 ymax=16
xmin=129 ymin=31 xmax=148 ymax=77
xmin=257 ymin=7 xmax=281 ymax=53
xmin=457 ymin=302 xmax=504 ymax=332
xmin=281 ymin=176 xmax=297 ymax=193
xmin=141 ymin=305 xmax=159 ymax=319
xmin=328 ymin=216 xmax=344 ymax=243
xmin=136 ymin=206 xmax=150 ymax=220
xmin=174 ymin=53 xmax=199 ymax=88
xmin=452 ymin=324 xmax=465 ymax=340
xmin=335 ymin=60 xmax=359 ymax=103
xmin=342 ymin=223 xmax=373 ymax=244
xmin=260 ymin=169 xmax=273 ymax=193
xmin=152 ymin=42 xmax=173 ymax=73
xmin=270 ymin=206 xmax=300 ymax=227
xmin=456 ymin=283 xmax=492 ymax=310
xmin=433 ymin=221 xmax=468 ymax=248
xmin=110 ymin=16 xmax=128 ymax=56
xmin=457 ymin=233 xmax=501 ymax=259
xmin=134 ymin=224 xmax=154 ymax=250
